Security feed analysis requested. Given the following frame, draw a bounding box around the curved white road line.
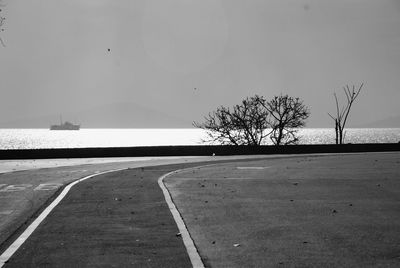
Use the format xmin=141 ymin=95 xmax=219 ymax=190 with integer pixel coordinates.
xmin=158 ymin=168 xmax=207 ymax=268
xmin=0 ymin=168 xmax=127 ymax=267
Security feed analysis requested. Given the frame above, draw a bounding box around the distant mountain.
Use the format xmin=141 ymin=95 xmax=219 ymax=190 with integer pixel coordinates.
xmin=0 ymin=102 xmax=193 ymax=128
xmin=355 ymin=115 xmax=400 ymax=128
xmin=0 ymin=114 xmax=56 ymax=128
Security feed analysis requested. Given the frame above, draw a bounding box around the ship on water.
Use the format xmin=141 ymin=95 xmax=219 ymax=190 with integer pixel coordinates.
xmin=50 ymin=116 xmax=80 ymax=130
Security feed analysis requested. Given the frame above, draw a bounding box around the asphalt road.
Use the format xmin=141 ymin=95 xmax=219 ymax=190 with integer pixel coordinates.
xmin=0 ymin=156 xmax=214 ymax=253
xmin=0 ymin=155 xmax=269 ymax=261
xmin=1 ymin=165 xmax=195 ymax=267
xmin=165 ymin=152 xmax=400 ymax=267
xmin=1 ymin=153 xmax=399 ymax=267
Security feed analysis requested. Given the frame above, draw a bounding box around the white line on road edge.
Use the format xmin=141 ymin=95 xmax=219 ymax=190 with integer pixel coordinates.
xmin=159 ymin=169 xmax=205 ymax=268
xmin=0 ymin=168 xmax=127 ymax=267
xmin=237 ymin=166 xmax=270 ymax=170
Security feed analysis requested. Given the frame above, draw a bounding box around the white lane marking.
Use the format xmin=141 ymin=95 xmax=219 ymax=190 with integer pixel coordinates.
xmin=212 ymin=177 xmax=254 ymax=180
xmin=0 ymin=168 xmax=126 ymax=267
xmin=159 ymin=169 xmax=206 ymax=268
xmin=0 ymin=211 xmax=13 ymax=215
xmin=0 ymin=183 xmax=63 ymax=192
xmin=0 ymin=184 xmax=33 ymax=192
xmin=237 ymin=166 xmax=270 ymax=170
xmin=34 ymin=183 xmax=63 ymax=191
xmin=177 ymin=177 xmax=254 ymax=180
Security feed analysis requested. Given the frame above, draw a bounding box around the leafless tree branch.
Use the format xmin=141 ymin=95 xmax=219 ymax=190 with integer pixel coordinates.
xmin=329 ymin=83 xmax=363 ymax=144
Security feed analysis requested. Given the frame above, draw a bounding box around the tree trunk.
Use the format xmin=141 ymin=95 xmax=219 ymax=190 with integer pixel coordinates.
xmin=334 ymin=120 xmax=339 ymax=144
xmin=338 ymin=126 xmax=343 ymax=144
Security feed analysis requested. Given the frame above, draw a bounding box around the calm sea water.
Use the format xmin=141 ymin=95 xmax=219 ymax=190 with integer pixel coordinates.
xmin=0 ymin=128 xmax=399 ymax=150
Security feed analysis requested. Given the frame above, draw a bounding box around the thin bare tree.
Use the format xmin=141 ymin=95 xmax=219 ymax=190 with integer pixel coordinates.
xmin=328 ymin=83 xmax=363 ymax=144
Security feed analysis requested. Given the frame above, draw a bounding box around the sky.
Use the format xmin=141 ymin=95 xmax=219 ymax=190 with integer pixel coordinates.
xmin=0 ymin=0 xmax=400 ymax=127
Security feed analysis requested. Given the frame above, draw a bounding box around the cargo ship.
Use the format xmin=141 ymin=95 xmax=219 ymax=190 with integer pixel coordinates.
xmin=50 ymin=116 xmax=80 ymax=130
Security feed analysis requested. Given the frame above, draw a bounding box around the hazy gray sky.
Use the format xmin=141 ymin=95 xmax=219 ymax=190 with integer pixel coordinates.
xmin=1 ymin=0 xmax=400 ymax=127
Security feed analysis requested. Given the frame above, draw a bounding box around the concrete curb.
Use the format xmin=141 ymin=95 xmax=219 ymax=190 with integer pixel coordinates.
xmin=158 ymin=168 xmax=206 ymax=268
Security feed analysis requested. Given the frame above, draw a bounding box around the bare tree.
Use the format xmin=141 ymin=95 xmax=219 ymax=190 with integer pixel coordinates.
xmin=264 ymin=94 xmax=310 ymax=145
xmin=193 ymin=95 xmax=271 ymax=146
xmin=194 ymin=94 xmax=310 ymax=146
xmin=328 ymin=83 xmax=363 ymax=144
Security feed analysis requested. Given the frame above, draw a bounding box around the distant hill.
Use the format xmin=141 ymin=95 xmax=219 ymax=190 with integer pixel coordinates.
xmin=0 ymin=102 xmax=193 ymax=128
xmin=355 ymin=115 xmax=400 ymax=128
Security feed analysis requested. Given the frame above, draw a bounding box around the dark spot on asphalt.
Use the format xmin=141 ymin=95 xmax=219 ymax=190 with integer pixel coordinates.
xmin=303 ymin=241 xmax=308 ymax=244
xmin=205 ymin=200 xmax=208 ymax=203
xmin=212 ymin=241 xmax=216 ymax=244
xmin=201 ymin=185 xmax=205 ymax=187
xmin=349 ymin=203 xmax=353 ymax=206
xmin=290 ymin=199 xmax=294 ymax=202
xmin=176 ymin=233 xmax=182 ymax=237
xmin=332 ymin=209 xmax=338 ymax=213
xmin=293 ymin=182 xmax=298 ymax=186
xmin=131 ymin=211 xmax=135 ymax=214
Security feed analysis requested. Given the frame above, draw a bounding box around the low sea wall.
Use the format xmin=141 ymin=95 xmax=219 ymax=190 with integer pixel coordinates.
xmin=0 ymin=143 xmax=399 ymax=160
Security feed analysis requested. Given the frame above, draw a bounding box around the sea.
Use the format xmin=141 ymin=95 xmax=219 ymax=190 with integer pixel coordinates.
xmin=0 ymin=128 xmax=399 ymax=150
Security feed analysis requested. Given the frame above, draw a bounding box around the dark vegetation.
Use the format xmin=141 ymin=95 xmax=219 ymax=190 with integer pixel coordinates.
xmin=193 ymin=95 xmax=269 ymax=146
xmin=194 ymin=94 xmax=310 ymax=146
xmin=266 ymin=95 xmax=310 ymax=145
